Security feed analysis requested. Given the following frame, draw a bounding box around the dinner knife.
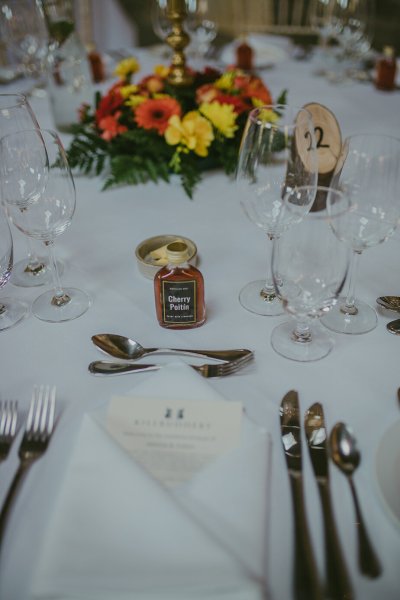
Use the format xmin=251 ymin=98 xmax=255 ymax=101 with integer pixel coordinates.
xmin=304 ymin=403 xmax=353 ymax=600
xmin=280 ymin=391 xmax=323 ymax=600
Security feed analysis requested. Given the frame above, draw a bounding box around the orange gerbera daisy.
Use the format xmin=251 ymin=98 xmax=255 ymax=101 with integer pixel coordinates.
xmin=134 ymin=97 xmax=181 ymax=135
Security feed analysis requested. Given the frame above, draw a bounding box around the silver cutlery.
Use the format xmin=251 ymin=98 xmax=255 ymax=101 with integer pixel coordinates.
xmin=330 ymin=422 xmax=382 ymax=578
xmin=305 ymin=403 xmax=353 ymax=600
xmin=0 ymin=385 xmax=56 ymax=544
xmin=376 ymin=296 xmax=400 ymax=312
xmin=89 ymin=353 xmax=253 ymax=377
xmin=92 ymin=333 xmax=253 ymax=363
xmin=386 ymin=319 xmax=400 ymax=335
xmin=0 ymin=401 xmax=18 ymax=463
xmin=280 ymin=391 xmax=323 ymax=600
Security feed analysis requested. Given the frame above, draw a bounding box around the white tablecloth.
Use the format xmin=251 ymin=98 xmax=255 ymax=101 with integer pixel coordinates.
xmin=0 ymin=45 xmax=400 ymax=599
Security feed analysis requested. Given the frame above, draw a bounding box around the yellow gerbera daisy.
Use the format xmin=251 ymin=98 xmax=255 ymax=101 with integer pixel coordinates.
xmin=154 ymin=64 xmax=169 ymax=78
xmin=114 ymin=57 xmax=140 ymax=80
xmin=165 ymin=111 xmax=214 ymax=157
xmin=214 ymin=71 xmax=235 ymax=91
xmin=199 ymin=102 xmax=238 ymax=138
xmin=258 ymin=108 xmax=280 ymax=123
xmin=120 ymin=84 xmax=139 ymax=99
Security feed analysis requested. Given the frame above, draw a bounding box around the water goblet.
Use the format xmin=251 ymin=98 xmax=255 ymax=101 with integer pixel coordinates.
xmin=236 ymin=104 xmax=318 ymax=316
xmin=0 ymin=93 xmax=56 ymax=287
xmin=271 ymin=186 xmax=350 ymax=362
xmin=0 ymin=205 xmax=28 ymax=331
xmin=321 ymin=134 xmax=400 ymax=335
xmin=0 ymin=128 xmax=91 ymax=323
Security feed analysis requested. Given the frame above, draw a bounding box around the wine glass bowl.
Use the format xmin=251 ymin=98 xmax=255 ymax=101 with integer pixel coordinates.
xmin=321 ymin=133 xmax=400 ymax=335
xmin=0 ymin=93 xmax=55 ymax=287
xmin=271 ymin=187 xmax=350 ymax=362
xmin=0 ymin=128 xmax=91 ymax=323
xmin=236 ymin=104 xmax=318 ymax=316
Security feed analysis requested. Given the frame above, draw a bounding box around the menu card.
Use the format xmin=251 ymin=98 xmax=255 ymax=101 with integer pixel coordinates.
xmin=107 ymin=396 xmax=243 ymax=486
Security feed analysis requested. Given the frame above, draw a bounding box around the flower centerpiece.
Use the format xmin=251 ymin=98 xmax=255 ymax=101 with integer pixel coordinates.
xmin=67 ymin=57 xmax=286 ymax=198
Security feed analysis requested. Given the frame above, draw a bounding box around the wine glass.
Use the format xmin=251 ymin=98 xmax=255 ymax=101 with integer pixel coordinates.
xmin=236 ymin=104 xmax=318 ymax=316
xmin=0 ymin=93 xmax=57 ymax=287
xmin=321 ymin=134 xmax=400 ymax=335
xmin=0 ymin=128 xmax=91 ymax=323
xmin=0 ymin=0 xmax=49 ymax=92
xmin=309 ymin=0 xmax=338 ymax=76
xmin=271 ymin=186 xmax=351 ymax=362
xmin=0 ymin=204 xmax=28 ymax=331
xmin=329 ymin=0 xmax=375 ymax=81
xmin=185 ymin=0 xmax=218 ymax=61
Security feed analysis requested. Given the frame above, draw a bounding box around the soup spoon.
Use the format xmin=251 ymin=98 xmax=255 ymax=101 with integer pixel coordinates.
xmin=330 ymin=422 xmax=382 ymax=578
xmin=92 ymin=333 xmax=252 ymax=362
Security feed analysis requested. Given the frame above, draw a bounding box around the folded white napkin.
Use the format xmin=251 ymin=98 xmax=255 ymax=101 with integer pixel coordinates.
xmin=27 ymin=364 xmax=271 ymax=600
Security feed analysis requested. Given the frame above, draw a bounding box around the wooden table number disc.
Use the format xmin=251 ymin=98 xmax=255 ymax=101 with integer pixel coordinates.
xmin=296 ymin=102 xmax=342 ymax=210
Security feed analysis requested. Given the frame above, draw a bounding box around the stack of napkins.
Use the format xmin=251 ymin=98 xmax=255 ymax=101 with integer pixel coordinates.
xmin=19 ymin=364 xmax=272 ymax=599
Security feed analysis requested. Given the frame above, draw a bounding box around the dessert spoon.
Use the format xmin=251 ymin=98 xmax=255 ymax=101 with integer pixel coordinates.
xmin=92 ymin=333 xmax=252 ymax=362
xmin=330 ymin=422 xmax=382 ymax=578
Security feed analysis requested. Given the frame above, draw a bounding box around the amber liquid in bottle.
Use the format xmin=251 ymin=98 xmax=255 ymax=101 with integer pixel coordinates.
xmin=375 ymin=46 xmax=397 ymax=91
xmin=154 ymin=242 xmax=206 ymax=329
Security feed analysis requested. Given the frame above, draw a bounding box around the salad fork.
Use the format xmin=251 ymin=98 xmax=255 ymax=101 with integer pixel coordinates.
xmin=0 ymin=401 xmax=18 ymax=463
xmin=0 ymin=385 xmax=56 ymax=543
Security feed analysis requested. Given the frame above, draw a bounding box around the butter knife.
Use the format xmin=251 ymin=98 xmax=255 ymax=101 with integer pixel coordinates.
xmin=280 ymin=391 xmax=323 ymax=600
xmin=305 ymin=403 xmax=353 ymax=600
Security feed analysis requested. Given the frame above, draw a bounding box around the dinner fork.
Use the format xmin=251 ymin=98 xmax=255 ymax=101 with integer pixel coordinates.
xmin=0 ymin=385 xmax=56 ymax=544
xmin=89 ymin=352 xmax=254 ymax=377
xmin=0 ymin=401 xmax=18 ymax=462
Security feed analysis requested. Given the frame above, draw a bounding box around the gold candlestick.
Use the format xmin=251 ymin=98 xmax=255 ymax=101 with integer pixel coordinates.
xmin=166 ymin=0 xmax=193 ymax=87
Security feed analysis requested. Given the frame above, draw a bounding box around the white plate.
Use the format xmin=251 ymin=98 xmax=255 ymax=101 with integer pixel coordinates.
xmin=219 ymin=34 xmax=288 ymax=68
xmin=375 ymin=419 xmax=400 ymax=528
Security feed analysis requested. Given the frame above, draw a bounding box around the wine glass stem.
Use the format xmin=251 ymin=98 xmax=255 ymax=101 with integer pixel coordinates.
xmin=262 ymin=234 xmax=277 ymax=299
xmin=25 ymin=237 xmax=45 ymax=272
xmin=45 ymin=240 xmax=70 ymax=306
xmin=292 ymin=320 xmax=312 ymax=343
xmin=341 ymin=250 xmax=361 ymax=315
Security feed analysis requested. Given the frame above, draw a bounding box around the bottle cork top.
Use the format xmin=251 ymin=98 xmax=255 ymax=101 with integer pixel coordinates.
xmin=166 ymin=241 xmax=189 ymax=264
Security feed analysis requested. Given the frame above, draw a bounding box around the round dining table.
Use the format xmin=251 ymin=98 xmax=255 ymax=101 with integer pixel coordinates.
xmin=0 ymin=42 xmax=399 ymax=599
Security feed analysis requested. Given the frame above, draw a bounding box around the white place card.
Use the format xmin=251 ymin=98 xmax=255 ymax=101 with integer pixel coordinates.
xmin=107 ymin=396 xmax=243 ymax=487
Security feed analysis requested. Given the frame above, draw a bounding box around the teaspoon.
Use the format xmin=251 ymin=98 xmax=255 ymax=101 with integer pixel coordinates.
xmin=92 ymin=333 xmax=252 ymax=362
xmin=330 ymin=422 xmax=382 ymax=578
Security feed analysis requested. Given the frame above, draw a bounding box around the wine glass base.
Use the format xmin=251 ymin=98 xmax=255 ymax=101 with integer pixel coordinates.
xmin=271 ymin=321 xmax=334 ymax=362
xmin=0 ymin=297 xmax=29 ymax=331
xmin=239 ymin=280 xmax=284 ymax=316
xmin=11 ymin=257 xmax=63 ymax=288
xmin=32 ymin=287 xmax=91 ymax=323
xmin=321 ymin=298 xmax=378 ymax=335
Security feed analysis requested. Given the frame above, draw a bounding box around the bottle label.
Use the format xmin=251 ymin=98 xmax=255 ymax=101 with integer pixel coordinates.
xmin=161 ymin=280 xmax=197 ymax=324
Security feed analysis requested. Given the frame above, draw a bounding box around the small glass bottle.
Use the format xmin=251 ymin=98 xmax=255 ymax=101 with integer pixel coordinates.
xmin=154 ymin=242 xmax=205 ymax=329
xmin=375 ymin=46 xmax=397 ymax=91
xmin=236 ymin=36 xmax=254 ymax=71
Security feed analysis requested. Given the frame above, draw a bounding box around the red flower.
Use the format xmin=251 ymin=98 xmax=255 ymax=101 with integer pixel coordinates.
xmin=134 ymin=97 xmax=181 ymax=135
xmin=98 ymin=111 xmax=127 ymax=141
xmin=95 ymin=83 xmax=124 ymax=126
xmin=214 ymin=92 xmax=248 ymax=114
xmin=196 ymin=83 xmax=218 ymax=104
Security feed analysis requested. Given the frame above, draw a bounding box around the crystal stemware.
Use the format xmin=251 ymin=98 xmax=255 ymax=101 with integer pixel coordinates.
xmin=0 ymin=0 xmax=49 ymax=93
xmin=0 ymin=128 xmax=91 ymax=323
xmin=321 ymin=134 xmax=400 ymax=335
xmin=236 ymin=104 xmax=318 ymax=316
xmin=0 ymin=205 xmax=28 ymax=331
xmin=0 ymin=93 xmax=57 ymax=287
xmin=271 ymin=186 xmax=350 ymax=362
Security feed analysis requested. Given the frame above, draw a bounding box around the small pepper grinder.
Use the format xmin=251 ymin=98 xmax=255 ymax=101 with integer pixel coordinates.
xmin=375 ymin=46 xmax=397 ymax=91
